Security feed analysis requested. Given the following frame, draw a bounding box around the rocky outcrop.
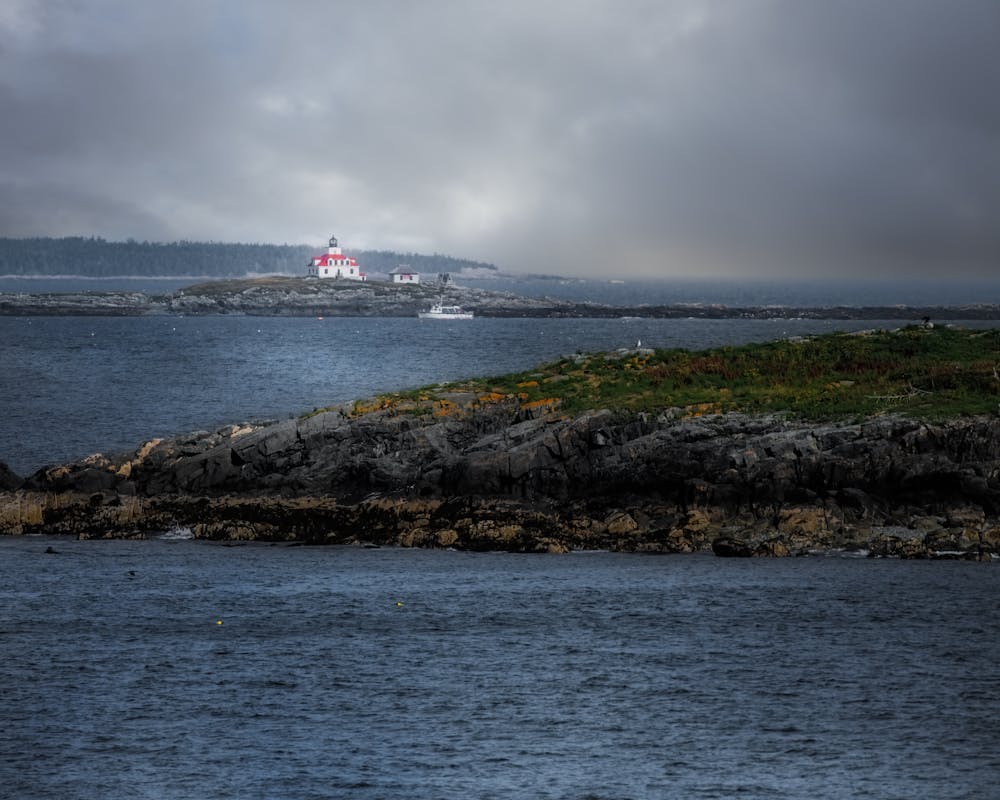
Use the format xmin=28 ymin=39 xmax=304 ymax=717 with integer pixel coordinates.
xmin=3 ymin=276 xmax=1000 ymax=318
xmin=0 ymin=291 xmax=153 ymax=315
xmin=0 ymin=461 xmax=22 ymax=490
xmin=0 ymin=279 xmax=563 ymax=317
xmin=4 ymin=394 xmax=1000 ymax=558
xmin=163 ymin=279 xmax=563 ymax=317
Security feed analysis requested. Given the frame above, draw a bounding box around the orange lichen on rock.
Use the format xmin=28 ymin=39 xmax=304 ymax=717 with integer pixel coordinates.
xmin=684 ymin=401 xmax=724 ymax=417
xmin=433 ymin=399 xmax=461 ymax=417
xmin=474 ymin=391 xmax=510 ymax=406
xmin=351 ymin=396 xmax=399 ymax=417
xmin=521 ymin=397 xmax=561 ymax=412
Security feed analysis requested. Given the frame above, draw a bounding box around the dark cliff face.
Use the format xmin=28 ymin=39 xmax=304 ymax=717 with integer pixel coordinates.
xmin=0 ymin=461 xmax=22 ymax=490
xmin=9 ymin=398 xmax=1000 ymax=557
xmin=38 ymin=405 xmax=1000 ymax=515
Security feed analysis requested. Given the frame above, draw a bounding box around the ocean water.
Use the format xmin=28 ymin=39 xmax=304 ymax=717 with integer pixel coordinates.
xmin=4 ymin=314 xmax=991 ymax=477
xmin=2 ymin=537 xmax=997 ymax=800
xmin=3 ymin=280 xmax=1000 ymax=799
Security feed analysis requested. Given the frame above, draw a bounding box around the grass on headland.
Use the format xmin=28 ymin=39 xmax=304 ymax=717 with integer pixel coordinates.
xmin=314 ymin=326 xmax=1000 ymax=422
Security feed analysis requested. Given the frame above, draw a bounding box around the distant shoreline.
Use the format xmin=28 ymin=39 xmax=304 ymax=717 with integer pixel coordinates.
xmin=2 ymin=275 xmax=1000 ymax=319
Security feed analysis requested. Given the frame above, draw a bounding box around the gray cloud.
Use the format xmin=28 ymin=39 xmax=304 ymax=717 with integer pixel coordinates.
xmin=0 ymin=0 xmax=997 ymax=278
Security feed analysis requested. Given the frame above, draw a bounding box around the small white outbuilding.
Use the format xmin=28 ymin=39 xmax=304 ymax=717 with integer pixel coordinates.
xmin=390 ymin=265 xmax=420 ymax=284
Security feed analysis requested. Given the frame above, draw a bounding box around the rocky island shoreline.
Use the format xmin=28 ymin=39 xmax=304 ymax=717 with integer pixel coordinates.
xmin=3 ymin=327 xmax=999 ymax=559
xmin=3 ymin=275 xmax=1000 ymax=319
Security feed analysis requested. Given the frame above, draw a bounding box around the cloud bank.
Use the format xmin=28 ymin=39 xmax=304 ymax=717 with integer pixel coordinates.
xmin=1 ymin=0 xmax=998 ymax=278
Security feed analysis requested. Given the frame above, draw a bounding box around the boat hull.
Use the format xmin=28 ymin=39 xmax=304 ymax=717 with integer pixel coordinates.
xmin=418 ymin=311 xmax=474 ymax=320
xmin=418 ymin=303 xmax=474 ymax=319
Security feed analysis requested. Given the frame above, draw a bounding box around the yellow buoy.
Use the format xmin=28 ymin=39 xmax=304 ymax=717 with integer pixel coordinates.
xmin=395 ymin=601 xmax=404 ymax=607
xmin=216 ymin=619 xmax=223 ymax=625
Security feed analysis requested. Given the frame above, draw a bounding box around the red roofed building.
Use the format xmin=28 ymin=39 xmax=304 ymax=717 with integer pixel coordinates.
xmin=307 ymin=235 xmax=366 ymax=280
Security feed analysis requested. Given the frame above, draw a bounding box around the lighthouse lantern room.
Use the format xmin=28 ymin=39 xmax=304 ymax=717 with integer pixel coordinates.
xmin=307 ymin=235 xmax=366 ymax=280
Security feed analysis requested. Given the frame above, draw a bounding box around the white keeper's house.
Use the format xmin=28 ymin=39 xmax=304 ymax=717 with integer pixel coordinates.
xmin=307 ymin=235 xmax=366 ymax=280
xmin=390 ymin=265 xmax=420 ymax=284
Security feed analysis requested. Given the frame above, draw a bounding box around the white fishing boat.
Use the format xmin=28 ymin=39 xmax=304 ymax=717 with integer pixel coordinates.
xmin=418 ymin=303 xmax=474 ymax=320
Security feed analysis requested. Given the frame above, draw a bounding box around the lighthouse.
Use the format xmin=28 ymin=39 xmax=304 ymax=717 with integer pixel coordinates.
xmin=306 ymin=234 xmax=366 ymax=280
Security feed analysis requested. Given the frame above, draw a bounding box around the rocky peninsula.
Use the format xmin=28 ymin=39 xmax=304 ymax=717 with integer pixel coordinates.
xmin=3 ymin=275 xmax=1000 ymax=319
xmin=2 ymin=327 xmax=999 ymax=558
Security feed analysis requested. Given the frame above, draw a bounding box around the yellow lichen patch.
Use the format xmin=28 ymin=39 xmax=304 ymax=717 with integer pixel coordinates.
xmin=81 ymin=453 xmax=114 ymax=471
xmin=516 ymin=380 xmax=539 ymax=389
xmin=521 ymin=397 xmax=561 ymax=413
xmin=392 ymin=398 xmax=428 ymax=414
xmin=44 ymin=465 xmax=71 ymax=481
xmin=684 ymin=401 xmax=724 ymax=418
xmin=473 ymin=391 xmax=509 ymax=406
xmin=433 ymin=399 xmax=461 ymax=417
xmin=117 ymin=438 xmax=165 ymax=479
xmin=466 ymin=390 xmax=522 ymax=412
xmin=435 ymin=529 xmax=459 ymax=547
xmin=623 ymin=355 xmax=651 ymax=370
xmin=136 ymin=438 xmax=163 ymax=460
xmin=351 ymin=395 xmax=399 ymax=417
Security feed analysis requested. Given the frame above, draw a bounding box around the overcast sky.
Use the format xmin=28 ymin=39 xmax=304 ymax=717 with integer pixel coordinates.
xmin=1 ymin=0 xmax=997 ymax=279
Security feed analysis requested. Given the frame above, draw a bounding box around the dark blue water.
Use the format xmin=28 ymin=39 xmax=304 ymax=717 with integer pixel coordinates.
xmin=2 ymin=537 xmax=997 ymax=800
xmin=3 ymin=281 xmax=999 ymax=799
xmin=4 ymin=314 xmax=975 ymax=477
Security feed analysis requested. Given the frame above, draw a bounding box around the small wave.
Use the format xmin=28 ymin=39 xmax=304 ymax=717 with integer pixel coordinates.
xmin=157 ymin=526 xmax=194 ymax=541
xmin=826 ymin=547 xmax=869 ymax=558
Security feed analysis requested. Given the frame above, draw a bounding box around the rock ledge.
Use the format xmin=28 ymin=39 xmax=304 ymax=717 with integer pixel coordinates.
xmin=3 ymin=396 xmax=998 ymax=558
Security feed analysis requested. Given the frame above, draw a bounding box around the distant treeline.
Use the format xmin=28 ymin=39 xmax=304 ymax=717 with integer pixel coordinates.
xmin=0 ymin=237 xmax=498 ymax=278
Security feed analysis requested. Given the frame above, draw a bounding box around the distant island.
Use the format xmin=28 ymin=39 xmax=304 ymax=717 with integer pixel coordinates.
xmin=4 ymin=236 xmax=1000 ymax=320
xmin=3 ymin=273 xmax=1000 ymax=320
xmin=2 ymin=326 xmax=998 ymax=559
xmin=0 ymin=236 xmax=499 ymax=279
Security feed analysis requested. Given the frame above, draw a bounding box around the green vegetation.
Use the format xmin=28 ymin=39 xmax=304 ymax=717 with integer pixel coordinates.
xmin=366 ymin=327 xmax=1000 ymax=421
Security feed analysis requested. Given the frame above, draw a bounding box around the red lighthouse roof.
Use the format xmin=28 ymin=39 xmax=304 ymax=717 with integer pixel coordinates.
xmin=313 ymin=254 xmax=359 ymax=266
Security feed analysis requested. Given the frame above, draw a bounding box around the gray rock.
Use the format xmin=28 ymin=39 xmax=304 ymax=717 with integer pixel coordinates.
xmin=13 ymin=402 xmax=1000 ymax=557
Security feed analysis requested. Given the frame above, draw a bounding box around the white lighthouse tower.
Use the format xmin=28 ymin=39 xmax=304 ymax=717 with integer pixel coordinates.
xmin=306 ymin=234 xmax=366 ymax=280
